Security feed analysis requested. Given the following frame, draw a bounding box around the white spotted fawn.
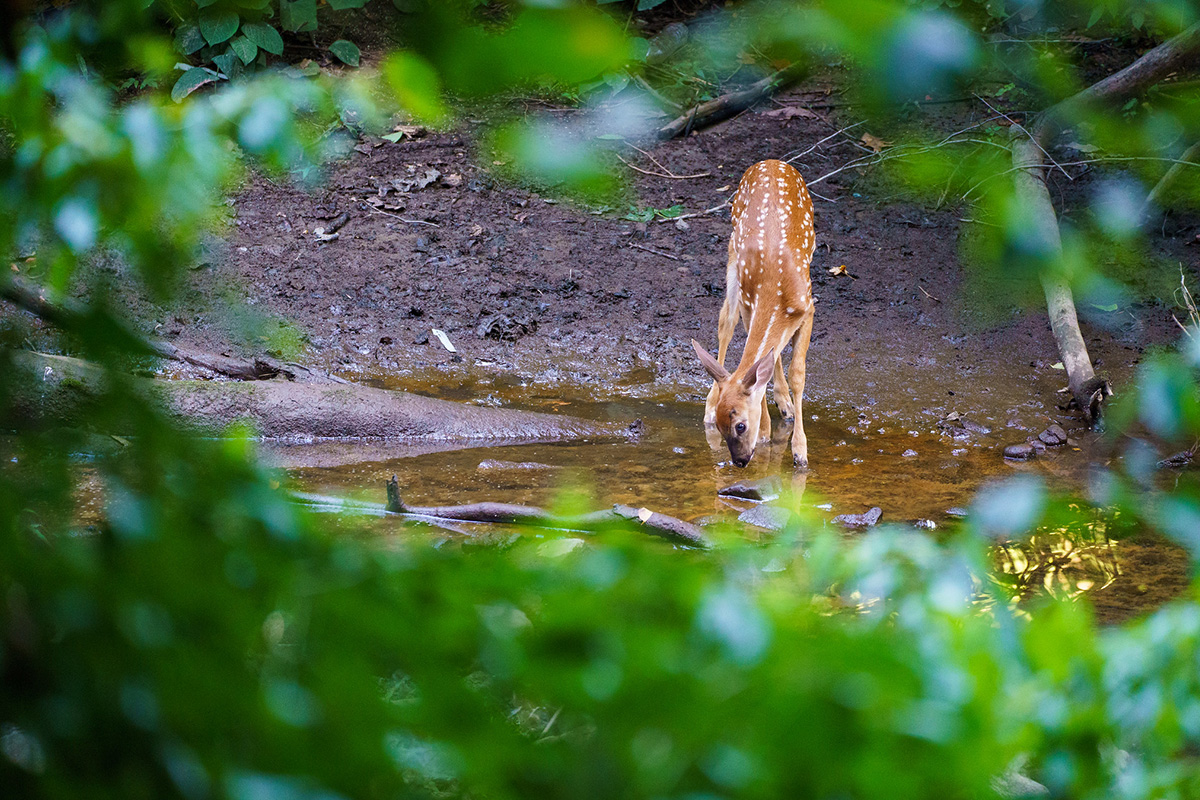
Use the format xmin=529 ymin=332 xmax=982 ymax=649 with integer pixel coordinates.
xmin=692 ymin=159 xmax=816 ymax=469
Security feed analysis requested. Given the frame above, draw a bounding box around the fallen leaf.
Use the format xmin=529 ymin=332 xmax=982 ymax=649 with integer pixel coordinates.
xmin=10 ymin=263 xmax=17 ymax=272
xmin=1090 ymin=302 xmax=1118 ymax=312
xmin=431 ymin=328 xmax=456 ymax=353
xmin=1051 ymin=362 xmax=1065 ymax=370
xmin=716 ymin=185 xmax=730 ymax=192
xmin=637 ymin=507 xmax=653 ymax=523
xmin=763 ymin=106 xmax=821 ymax=120
xmin=470 ymin=224 xmax=483 ymax=237
xmin=828 ymin=264 xmax=849 ymax=276
xmin=442 ymin=173 xmax=463 ymax=188
xmin=860 ymin=133 xmax=891 ymax=152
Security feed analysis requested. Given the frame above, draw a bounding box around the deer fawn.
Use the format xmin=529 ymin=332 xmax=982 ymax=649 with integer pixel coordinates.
xmin=692 ymin=159 xmax=815 ymax=469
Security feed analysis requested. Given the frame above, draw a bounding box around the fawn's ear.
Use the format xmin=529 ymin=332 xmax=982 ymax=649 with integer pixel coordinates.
xmin=692 ymin=340 xmax=730 ymax=382
xmin=742 ymin=349 xmax=775 ymax=394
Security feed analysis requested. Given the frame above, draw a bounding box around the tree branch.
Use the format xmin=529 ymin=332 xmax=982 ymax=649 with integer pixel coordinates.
xmin=1 ymin=275 xmax=294 ymax=381
xmin=1010 ymin=22 xmax=1200 ymax=423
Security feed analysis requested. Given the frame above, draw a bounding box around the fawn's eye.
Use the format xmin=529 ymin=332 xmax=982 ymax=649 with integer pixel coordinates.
xmin=735 ymin=422 xmax=747 ymax=435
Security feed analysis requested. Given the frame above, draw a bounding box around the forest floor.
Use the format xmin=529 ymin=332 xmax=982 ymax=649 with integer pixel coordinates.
xmin=149 ymin=77 xmax=1198 ymax=448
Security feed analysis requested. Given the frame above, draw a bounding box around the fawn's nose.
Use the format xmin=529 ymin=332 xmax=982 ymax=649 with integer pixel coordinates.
xmin=732 ymin=455 xmax=750 ymax=468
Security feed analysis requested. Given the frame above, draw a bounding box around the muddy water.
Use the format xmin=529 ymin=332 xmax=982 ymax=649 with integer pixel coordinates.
xmin=269 ymin=376 xmax=1191 ymax=624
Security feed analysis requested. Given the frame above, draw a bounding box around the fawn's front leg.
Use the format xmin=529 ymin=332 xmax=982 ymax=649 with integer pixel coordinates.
xmin=788 ymin=310 xmax=814 ymax=469
xmin=704 ymin=289 xmax=741 ymax=425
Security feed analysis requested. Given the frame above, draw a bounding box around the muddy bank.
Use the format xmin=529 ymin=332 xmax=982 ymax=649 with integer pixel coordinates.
xmin=10 ymin=352 xmax=627 ymax=442
xmin=138 ymin=81 xmax=1195 ymax=438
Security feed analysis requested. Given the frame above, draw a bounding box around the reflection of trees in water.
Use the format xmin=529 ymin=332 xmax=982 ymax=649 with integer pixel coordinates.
xmin=990 ymin=516 xmax=1122 ymax=604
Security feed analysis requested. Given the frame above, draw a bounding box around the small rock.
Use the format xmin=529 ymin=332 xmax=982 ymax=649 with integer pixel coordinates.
xmin=413 ymin=332 xmax=429 ymax=345
xmin=1004 ymin=442 xmax=1036 ymax=460
xmin=1038 ymin=424 xmax=1068 ymax=446
xmin=738 ymin=504 xmax=794 ymax=531
xmin=962 ymin=419 xmax=991 ymax=435
xmin=902 ymin=449 xmax=917 ymax=458
xmin=1159 ymin=448 xmax=1197 ymax=468
xmin=946 ymin=507 xmax=969 ymax=518
xmin=911 ymin=518 xmax=937 ymax=530
xmin=832 ymin=507 xmax=882 ymax=528
xmin=718 ymin=476 xmax=783 ymax=502
xmin=1028 ymin=438 xmax=1046 ymax=453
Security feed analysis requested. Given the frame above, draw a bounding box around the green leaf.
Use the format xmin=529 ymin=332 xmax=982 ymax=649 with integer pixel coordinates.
xmin=229 ymin=35 xmax=258 ymax=65
xmin=171 ymin=67 xmax=216 ymax=102
xmin=280 ymin=0 xmax=318 ymax=33
xmin=199 ymin=11 xmax=240 ymax=46
xmin=381 ymin=131 xmax=406 ymax=143
xmin=1091 ymin=303 xmax=1118 ymax=312
xmin=212 ymin=51 xmax=239 ymax=77
xmin=1087 ymin=6 xmax=1103 ymax=28
xmin=329 ymin=39 xmax=361 ymax=67
xmin=174 ymin=23 xmax=205 ymax=55
xmin=328 ymin=0 xmax=371 ymax=8
xmin=242 ymin=23 xmax=284 ymax=56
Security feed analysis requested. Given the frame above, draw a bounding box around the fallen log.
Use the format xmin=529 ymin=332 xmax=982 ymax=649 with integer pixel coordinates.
xmin=0 ymin=275 xmax=295 ymax=381
xmin=1009 ymin=21 xmax=1200 ymax=423
xmin=386 ymin=476 xmax=710 ymax=548
xmin=9 ymin=352 xmax=632 ymax=443
xmin=654 ymin=64 xmax=805 ymax=141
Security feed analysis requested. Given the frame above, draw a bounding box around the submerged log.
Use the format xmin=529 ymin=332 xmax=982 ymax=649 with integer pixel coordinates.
xmin=386 ymin=476 xmax=710 ymax=548
xmin=9 ymin=352 xmax=631 ymax=443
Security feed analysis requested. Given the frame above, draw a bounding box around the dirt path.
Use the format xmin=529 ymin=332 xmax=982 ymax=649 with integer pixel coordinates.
xmin=163 ymin=84 xmax=1195 ymax=445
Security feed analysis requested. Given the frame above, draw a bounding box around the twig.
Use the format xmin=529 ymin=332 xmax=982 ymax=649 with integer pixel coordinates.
xmin=540 ymin=708 xmax=561 ymax=737
xmin=365 ymin=206 xmax=441 ymax=227
xmin=782 ymin=121 xmax=868 ymax=164
xmin=630 ymin=242 xmax=682 ymax=261
xmin=615 ymin=152 xmax=711 ymax=180
xmin=1143 ymin=140 xmax=1200 ymax=216
xmin=654 ymin=200 xmax=730 ymax=223
xmin=963 ymin=155 xmax=1200 ymax=200
xmin=633 ymin=74 xmax=683 ymax=111
xmin=974 ymin=93 xmax=1071 ymax=179
xmin=919 ymin=285 xmax=941 ymax=302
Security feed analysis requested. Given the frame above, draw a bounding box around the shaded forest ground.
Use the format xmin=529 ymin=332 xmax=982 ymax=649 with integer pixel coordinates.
xmin=138 ymin=77 xmax=1197 ymax=443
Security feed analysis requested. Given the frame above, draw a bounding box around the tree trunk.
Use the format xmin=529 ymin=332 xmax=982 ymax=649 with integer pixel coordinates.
xmin=1011 ymin=21 xmax=1200 ymax=423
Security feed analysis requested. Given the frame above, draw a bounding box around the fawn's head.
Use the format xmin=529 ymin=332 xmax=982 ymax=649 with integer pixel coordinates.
xmin=692 ymin=340 xmax=774 ymax=467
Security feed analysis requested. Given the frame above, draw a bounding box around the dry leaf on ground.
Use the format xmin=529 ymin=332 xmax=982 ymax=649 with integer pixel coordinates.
xmin=860 ymin=133 xmax=891 ymax=152
xmin=763 ymin=106 xmax=821 ymax=120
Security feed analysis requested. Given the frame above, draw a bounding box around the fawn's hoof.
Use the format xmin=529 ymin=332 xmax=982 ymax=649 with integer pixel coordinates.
xmin=793 ymin=453 xmax=809 ymax=471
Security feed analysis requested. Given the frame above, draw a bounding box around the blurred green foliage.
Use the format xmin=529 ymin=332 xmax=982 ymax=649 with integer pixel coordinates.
xmin=5 ymin=1 xmax=1200 ymax=799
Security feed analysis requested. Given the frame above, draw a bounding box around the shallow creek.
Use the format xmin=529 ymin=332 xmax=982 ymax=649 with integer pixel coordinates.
xmin=268 ymin=375 xmax=1191 ymax=625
